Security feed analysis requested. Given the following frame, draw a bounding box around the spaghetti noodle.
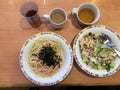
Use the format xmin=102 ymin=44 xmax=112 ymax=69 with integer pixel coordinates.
xmin=29 ymin=39 xmax=64 ymax=77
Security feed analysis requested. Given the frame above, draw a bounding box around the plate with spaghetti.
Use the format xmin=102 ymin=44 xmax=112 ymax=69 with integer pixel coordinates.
xmin=73 ymin=25 xmax=120 ymax=77
xmin=19 ymin=32 xmax=73 ymax=86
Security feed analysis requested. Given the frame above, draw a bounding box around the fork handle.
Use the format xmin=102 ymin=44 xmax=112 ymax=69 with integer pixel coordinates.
xmin=113 ymin=47 xmax=120 ymax=57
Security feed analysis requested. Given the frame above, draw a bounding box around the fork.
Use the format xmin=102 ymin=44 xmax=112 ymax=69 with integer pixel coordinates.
xmin=101 ymin=34 xmax=120 ymax=57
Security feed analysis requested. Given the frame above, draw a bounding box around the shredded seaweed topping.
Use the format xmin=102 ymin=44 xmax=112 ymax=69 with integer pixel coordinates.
xmin=38 ymin=44 xmax=62 ymax=67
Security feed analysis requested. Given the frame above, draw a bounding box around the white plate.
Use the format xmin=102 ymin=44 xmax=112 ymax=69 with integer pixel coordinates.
xmin=73 ymin=25 xmax=120 ymax=77
xmin=19 ymin=32 xmax=73 ymax=86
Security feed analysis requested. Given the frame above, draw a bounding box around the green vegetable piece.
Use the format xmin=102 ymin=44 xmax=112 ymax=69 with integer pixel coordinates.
xmin=82 ymin=56 xmax=87 ymax=63
xmin=110 ymin=61 xmax=115 ymax=68
xmin=98 ymin=63 xmax=103 ymax=70
xmin=106 ymin=64 xmax=111 ymax=71
xmin=92 ymin=63 xmax=98 ymax=69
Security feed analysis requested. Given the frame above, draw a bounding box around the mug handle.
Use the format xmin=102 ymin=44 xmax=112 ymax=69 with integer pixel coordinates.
xmin=43 ymin=14 xmax=50 ymax=21
xmin=72 ymin=8 xmax=78 ymax=14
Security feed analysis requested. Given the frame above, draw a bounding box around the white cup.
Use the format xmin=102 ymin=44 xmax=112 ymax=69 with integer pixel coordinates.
xmin=44 ymin=8 xmax=67 ymax=29
xmin=72 ymin=3 xmax=100 ymax=26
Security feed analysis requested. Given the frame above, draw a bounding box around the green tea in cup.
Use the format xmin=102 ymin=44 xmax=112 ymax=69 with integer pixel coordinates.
xmin=78 ymin=8 xmax=95 ymax=23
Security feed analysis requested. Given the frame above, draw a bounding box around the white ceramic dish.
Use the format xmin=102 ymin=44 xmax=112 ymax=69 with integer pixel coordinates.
xmin=73 ymin=25 xmax=120 ymax=77
xmin=19 ymin=32 xmax=73 ymax=86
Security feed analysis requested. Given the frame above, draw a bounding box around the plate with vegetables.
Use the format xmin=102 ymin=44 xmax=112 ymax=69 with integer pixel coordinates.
xmin=19 ymin=32 xmax=73 ymax=86
xmin=73 ymin=25 xmax=120 ymax=77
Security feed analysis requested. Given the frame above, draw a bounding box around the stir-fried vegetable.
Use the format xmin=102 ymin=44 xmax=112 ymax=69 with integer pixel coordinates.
xmin=79 ymin=33 xmax=117 ymax=71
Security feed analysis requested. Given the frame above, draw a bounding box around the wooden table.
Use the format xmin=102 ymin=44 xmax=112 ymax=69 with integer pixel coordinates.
xmin=0 ymin=0 xmax=120 ymax=87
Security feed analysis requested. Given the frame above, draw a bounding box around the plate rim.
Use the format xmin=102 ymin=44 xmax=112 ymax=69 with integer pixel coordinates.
xmin=73 ymin=25 xmax=120 ymax=77
xmin=19 ymin=32 xmax=73 ymax=86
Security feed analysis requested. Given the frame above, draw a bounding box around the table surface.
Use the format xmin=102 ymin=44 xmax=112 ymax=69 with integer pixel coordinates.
xmin=1 ymin=0 xmax=120 ymax=87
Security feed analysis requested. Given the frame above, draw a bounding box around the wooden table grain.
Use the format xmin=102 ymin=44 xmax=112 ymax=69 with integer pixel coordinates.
xmin=0 ymin=0 xmax=120 ymax=87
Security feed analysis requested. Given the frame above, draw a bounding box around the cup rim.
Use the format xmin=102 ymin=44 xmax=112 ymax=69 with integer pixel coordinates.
xmin=20 ymin=1 xmax=38 ymax=17
xmin=76 ymin=3 xmax=100 ymax=25
xmin=49 ymin=8 xmax=67 ymax=25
